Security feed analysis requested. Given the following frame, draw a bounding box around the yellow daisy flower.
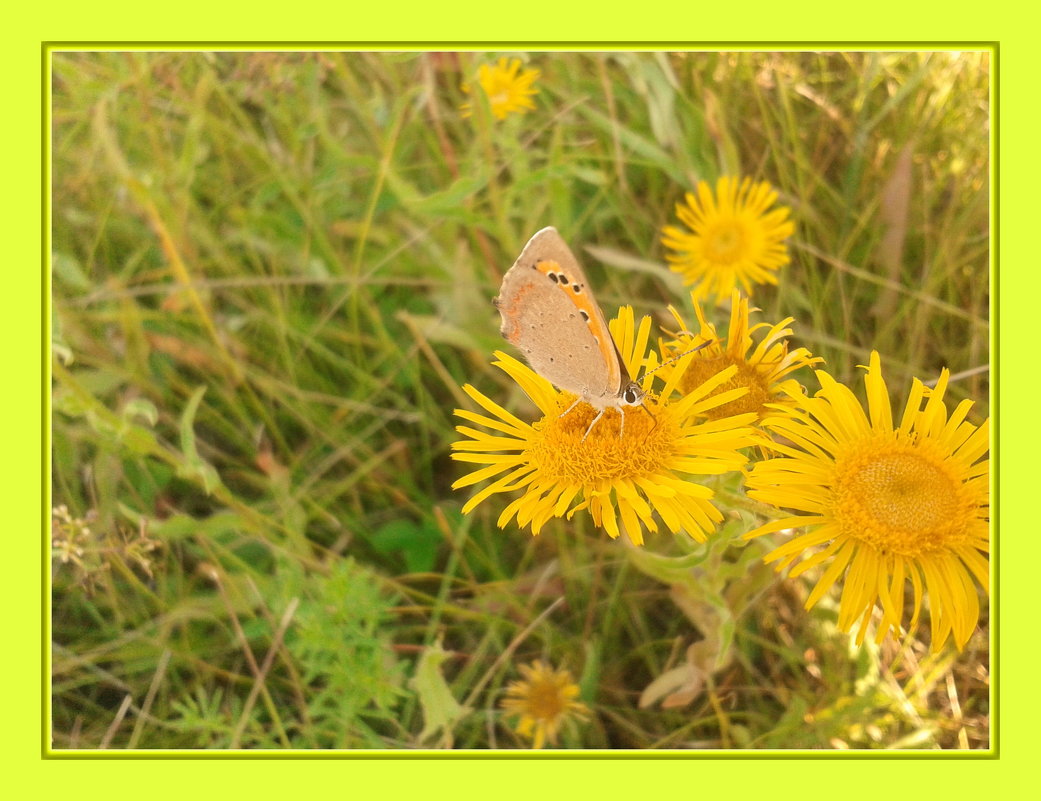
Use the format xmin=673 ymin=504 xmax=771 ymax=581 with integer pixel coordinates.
xmin=460 ymin=57 xmax=540 ymax=120
xmin=452 ymin=307 xmax=759 ymax=545
xmin=661 ymin=176 xmax=795 ymax=304
xmin=744 ymin=352 xmax=990 ymax=651
xmin=500 ymin=661 xmax=589 ymax=749
xmin=658 ymin=289 xmax=822 ymax=422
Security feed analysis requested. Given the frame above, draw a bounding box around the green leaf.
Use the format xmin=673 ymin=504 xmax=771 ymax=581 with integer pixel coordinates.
xmin=123 ymin=397 xmax=159 ymax=427
xmin=53 ymin=251 xmax=92 ymax=291
xmin=371 ymin=518 xmax=441 ymax=574
xmin=176 ymin=386 xmax=221 ymax=494
xmin=409 ymin=636 xmax=471 ymax=745
xmin=142 ymin=510 xmax=245 ymax=542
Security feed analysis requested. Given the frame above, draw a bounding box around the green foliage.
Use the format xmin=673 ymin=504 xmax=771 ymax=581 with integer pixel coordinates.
xmin=282 ymin=558 xmax=407 ymax=747
xmin=51 ymin=50 xmax=989 ymax=750
xmin=409 ymin=636 xmax=473 ymax=747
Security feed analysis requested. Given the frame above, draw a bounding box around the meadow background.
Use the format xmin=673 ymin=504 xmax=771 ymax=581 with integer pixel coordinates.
xmin=50 ymin=50 xmax=990 ymax=750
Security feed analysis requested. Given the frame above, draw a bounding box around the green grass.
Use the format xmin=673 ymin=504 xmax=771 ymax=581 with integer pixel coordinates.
xmin=50 ymin=50 xmax=990 ymax=750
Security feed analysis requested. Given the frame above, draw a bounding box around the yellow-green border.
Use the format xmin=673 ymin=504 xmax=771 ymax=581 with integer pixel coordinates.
xmin=43 ymin=40 xmax=997 ymax=760
xmin=21 ymin=10 xmax=1023 ymax=795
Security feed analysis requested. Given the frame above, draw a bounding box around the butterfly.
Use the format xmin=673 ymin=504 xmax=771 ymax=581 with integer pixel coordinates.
xmin=495 ymin=227 xmax=651 ymax=440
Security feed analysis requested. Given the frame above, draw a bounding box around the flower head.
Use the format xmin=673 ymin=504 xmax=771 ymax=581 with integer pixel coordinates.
xmin=452 ymin=307 xmax=759 ymax=545
xmin=659 ymin=289 xmax=822 ymax=423
xmin=661 ymin=176 xmax=794 ymax=304
xmin=460 ymin=57 xmax=540 ymax=120
xmin=500 ymin=661 xmax=589 ymax=749
xmin=744 ymin=352 xmax=989 ymax=651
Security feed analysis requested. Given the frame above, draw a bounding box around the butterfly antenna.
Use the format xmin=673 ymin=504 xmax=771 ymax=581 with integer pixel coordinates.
xmin=638 ymin=338 xmax=714 ymax=381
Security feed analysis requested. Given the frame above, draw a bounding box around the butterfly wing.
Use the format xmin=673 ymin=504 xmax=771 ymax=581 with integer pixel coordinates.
xmin=495 ymin=227 xmax=630 ymax=406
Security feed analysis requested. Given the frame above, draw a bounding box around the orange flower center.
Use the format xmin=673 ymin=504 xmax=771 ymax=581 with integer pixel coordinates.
xmin=526 ymin=394 xmax=677 ymax=483
xmin=704 ymin=220 xmax=746 ymax=264
xmin=678 ymin=353 xmax=770 ymax=420
xmin=832 ymin=438 xmax=972 ymax=556
xmin=526 ymin=680 xmax=570 ymax=720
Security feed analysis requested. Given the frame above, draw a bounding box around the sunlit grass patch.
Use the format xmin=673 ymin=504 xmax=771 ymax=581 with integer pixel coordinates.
xmin=51 ymin=50 xmax=989 ymax=750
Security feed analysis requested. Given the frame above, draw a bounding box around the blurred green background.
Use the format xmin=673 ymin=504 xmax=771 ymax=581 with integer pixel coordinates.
xmin=50 ymin=50 xmax=989 ymax=749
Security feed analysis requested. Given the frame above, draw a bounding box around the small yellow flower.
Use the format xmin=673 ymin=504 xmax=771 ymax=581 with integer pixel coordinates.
xmin=659 ymin=289 xmax=822 ymax=422
xmin=661 ymin=176 xmax=794 ymax=304
xmin=744 ymin=352 xmax=990 ymax=651
xmin=500 ymin=661 xmax=589 ymax=749
xmin=452 ymin=307 xmax=759 ymax=545
xmin=460 ymin=57 xmax=540 ymax=120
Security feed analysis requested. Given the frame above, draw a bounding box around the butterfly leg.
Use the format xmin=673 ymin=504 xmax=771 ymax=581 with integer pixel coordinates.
xmin=559 ymin=396 xmax=583 ymax=420
xmin=581 ymin=409 xmax=606 ymax=442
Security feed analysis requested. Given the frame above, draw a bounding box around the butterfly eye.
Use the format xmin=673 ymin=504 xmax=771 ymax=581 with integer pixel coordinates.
xmin=623 ymin=385 xmax=641 ymax=404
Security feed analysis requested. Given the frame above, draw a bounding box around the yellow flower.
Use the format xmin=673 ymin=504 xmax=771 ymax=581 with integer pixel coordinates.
xmin=460 ymin=57 xmax=540 ymax=120
xmin=744 ymin=352 xmax=989 ymax=651
xmin=500 ymin=661 xmax=589 ymax=749
xmin=661 ymin=176 xmax=794 ymax=304
xmin=451 ymin=307 xmax=759 ymax=545
xmin=658 ymin=289 xmax=822 ymax=422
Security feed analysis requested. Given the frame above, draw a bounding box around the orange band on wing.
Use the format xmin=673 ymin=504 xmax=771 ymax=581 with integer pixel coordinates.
xmin=497 ymin=283 xmax=534 ymax=344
